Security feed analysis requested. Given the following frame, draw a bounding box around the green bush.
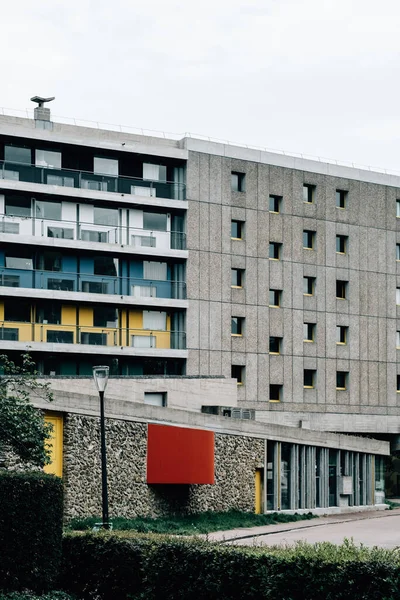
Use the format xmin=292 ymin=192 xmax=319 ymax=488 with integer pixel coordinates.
xmin=61 ymin=533 xmax=400 ymax=600
xmin=0 ymin=593 xmax=74 ymax=600
xmin=0 ymin=471 xmax=63 ymax=593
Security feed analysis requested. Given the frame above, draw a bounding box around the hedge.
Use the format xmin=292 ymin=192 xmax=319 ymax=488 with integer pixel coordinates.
xmin=0 ymin=594 xmax=74 ymax=600
xmin=61 ymin=533 xmax=400 ymax=600
xmin=0 ymin=471 xmax=63 ymax=593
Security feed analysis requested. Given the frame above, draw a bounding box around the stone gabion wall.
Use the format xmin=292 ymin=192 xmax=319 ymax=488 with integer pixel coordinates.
xmin=63 ymin=413 xmax=265 ymax=520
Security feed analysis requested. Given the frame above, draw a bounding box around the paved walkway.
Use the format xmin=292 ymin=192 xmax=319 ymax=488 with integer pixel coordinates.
xmin=205 ymin=509 xmax=400 ymax=548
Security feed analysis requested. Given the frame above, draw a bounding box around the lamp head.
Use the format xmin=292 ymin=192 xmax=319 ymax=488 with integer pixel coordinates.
xmin=93 ymin=365 xmax=110 ymax=392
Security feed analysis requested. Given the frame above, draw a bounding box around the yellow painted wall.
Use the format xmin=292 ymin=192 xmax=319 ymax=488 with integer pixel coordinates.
xmin=255 ymin=469 xmax=263 ymax=514
xmin=78 ymin=306 xmax=93 ymax=326
xmin=44 ymin=414 xmax=63 ymax=477
xmin=62 ymin=305 xmax=77 ymax=326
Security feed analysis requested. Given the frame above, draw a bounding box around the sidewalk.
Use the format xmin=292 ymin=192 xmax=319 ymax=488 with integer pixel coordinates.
xmin=204 ymin=508 xmax=396 ymax=544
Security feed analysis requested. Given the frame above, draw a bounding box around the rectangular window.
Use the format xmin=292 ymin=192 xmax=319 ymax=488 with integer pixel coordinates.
xmin=143 ymin=163 xmax=167 ymax=181
xmin=93 ymin=257 xmax=118 ymax=276
xmin=144 ymin=392 xmax=167 ymax=407
xmin=269 ymin=336 xmax=282 ymax=354
xmin=303 ymin=276 xmax=315 ymax=296
xmin=143 ymin=212 xmax=168 ymax=231
xmin=231 ymin=364 xmax=245 ymax=384
xmin=304 ymin=369 xmax=316 ymax=388
xmin=37 ymin=305 xmax=61 ymax=325
xmin=397 ymin=244 xmax=400 ymax=261
xmin=397 ymin=288 xmax=400 ymax=305
xmin=93 ymin=207 xmax=118 ymax=226
xmin=4 ymin=300 xmax=31 ymax=322
xmin=231 ymin=268 xmax=244 ymax=288
xmin=81 ymin=230 xmax=108 ymax=243
xmin=93 ymin=307 xmax=118 ymax=327
xmin=269 ymin=384 xmax=282 ymax=402
xmin=5 ymin=195 xmax=31 ymax=217
xmin=35 ymin=149 xmax=61 ymax=169
xmin=304 ymin=323 xmax=315 ymax=342
xmin=269 ymin=242 xmax=282 ymax=260
xmin=231 ymin=317 xmax=244 ymax=336
xmin=231 ymin=220 xmax=244 ymax=239
xmin=336 ymin=280 xmax=348 ymax=300
xmin=0 ymin=328 xmax=19 ymax=341
xmin=269 ymin=195 xmax=282 ymax=213
xmin=5 ymin=255 xmax=33 ymax=270
xmin=4 ymin=145 xmax=31 ymax=164
xmin=231 ymin=172 xmax=246 ymax=192
xmin=36 ymin=252 xmax=62 ymax=272
xmin=47 ymin=330 xmax=74 ymax=344
xmin=336 ymin=235 xmax=348 ymax=254
xmin=397 ymin=200 xmax=400 ymax=218
xmin=397 ymin=375 xmax=400 ymax=392
xmin=47 ymin=227 xmax=74 ymax=240
xmin=35 ymin=200 xmax=62 ymax=221
xmin=336 ymin=325 xmax=348 ymax=344
xmin=143 ymin=311 xmax=167 ymax=330
xmin=143 ymin=261 xmax=167 ymax=281
xmin=81 ymin=332 xmax=107 ymax=345
xmin=269 ymin=289 xmax=281 ymax=307
xmin=336 ymin=189 xmax=347 ymax=209
xmin=397 ymin=331 xmax=400 ymax=348
xmin=336 ymin=371 xmax=348 ymax=390
xmin=94 ymin=157 xmax=118 ymax=176
xmin=303 ymin=230 xmax=315 ymax=249
xmin=303 ymin=184 xmax=315 ymax=204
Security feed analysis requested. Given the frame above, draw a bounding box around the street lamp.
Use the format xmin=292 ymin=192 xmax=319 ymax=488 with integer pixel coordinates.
xmin=93 ymin=365 xmax=110 ymax=530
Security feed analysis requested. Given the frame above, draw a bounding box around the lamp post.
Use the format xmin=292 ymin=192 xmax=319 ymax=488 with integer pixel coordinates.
xmin=93 ymin=365 xmax=110 ymax=530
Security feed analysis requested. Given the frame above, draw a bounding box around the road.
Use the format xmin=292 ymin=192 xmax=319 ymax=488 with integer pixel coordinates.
xmin=227 ymin=513 xmax=400 ymax=548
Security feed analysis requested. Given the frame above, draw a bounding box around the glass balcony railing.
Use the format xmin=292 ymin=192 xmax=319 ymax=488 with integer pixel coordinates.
xmin=0 ymin=161 xmax=186 ymax=201
xmin=0 ymin=322 xmax=186 ymax=350
xmin=0 ymin=267 xmax=187 ymax=299
xmin=0 ymin=215 xmax=187 ymax=250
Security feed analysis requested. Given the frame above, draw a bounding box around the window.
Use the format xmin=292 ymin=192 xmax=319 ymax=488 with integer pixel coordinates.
xmin=397 ymin=331 xmax=400 ymax=348
xmin=47 ymin=330 xmax=74 ymax=344
xmin=336 ymin=325 xmax=348 ymax=344
xmin=303 ymin=184 xmax=315 ymax=204
xmin=143 ymin=212 xmax=168 ymax=231
xmin=231 ymin=317 xmax=244 ymax=336
xmin=269 ymin=195 xmax=282 ymax=213
xmin=397 ymin=244 xmax=400 ymax=261
xmin=231 ymin=268 xmax=244 ymax=288
xmin=303 ymin=230 xmax=315 ymax=249
xmin=304 ymin=323 xmax=315 ymax=342
xmin=336 ymin=189 xmax=347 ymax=209
xmin=47 ymin=227 xmax=74 ymax=240
xmin=231 ymin=364 xmax=245 ymax=385
xmin=336 ymin=235 xmax=348 ymax=254
xmin=303 ymin=276 xmax=315 ymax=296
xmin=93 ymin=307 xmax=118 ymax=327
xmin=5 ymin=255 xmax=33 ymax=270
xmin=94 ymin=157 xmax=118 ymax=176
xmin=4 ymin=145 xmax=31 ymax=164
xmin=143 ymin=163 xmax=167 ymax=182
xmin=93 ymin=207 xmax=118 ymax=226
xmin=269 ymin=242 xmax=282 ymax=260
xmin=231 ymin=220 xmax=244 ymax=239
xmin=143 ymin=261 xmax=167 ymax=281
xmin=304 ymin=369 xmax=316 ymax=388
xmin=336 ymin=280 xmax=348 ymax=299
xmin=36 ymin=252 xmax=62 ymax=272
xmin=35 ymin=149 xmax=61 ymax=169
xmin=397 ymin=200 xmax=400 ymax=218
xmin=397 ymin=288 xmax=400 ymax=305
xmin=0 ymin=328 xmax=18 ymax=341
xmin=93 ymin=257 xmax=118 ymax=277
xmin=269 ymin=384 xmax=282 ymax=402
xmin=269 ymin=336 xmax=282 ymax=354
xmin=231 ymin=172 xmax=246 ymax=192
xmin=81 ymin=230 xmax=108 ymax=243
xmin=5 ymin=195 xmax=31 ymax=217
xmin=397 ymin=375 xmax=400 ymax=392
xmin=37 ymin=305 xmax=61 ymax=325
xmin=4 ymin=301 xmax=31 ymax=322
xmin=143 ymin=311 xmax=167 ymax=330
xmin=269 ymin=289 xmax=281 ymax=307
xmin=144 ymin=392 xmax=167 ymax=407
xmin=35 ymin=200 xmax=61 ymax=220
xmin=336 ymin=371 xmax=348 ymax=390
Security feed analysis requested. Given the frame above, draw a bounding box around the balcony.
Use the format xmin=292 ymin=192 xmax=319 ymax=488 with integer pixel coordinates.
xmin=0 ymin=215 xmax=186 ymax=251
xmin=0 ymin=267 xmax=186 ymax=299
xmin=0 ymin=161 xmax=186 ymax=201
xmin=0 ymin=322 xmax=186 ymax=350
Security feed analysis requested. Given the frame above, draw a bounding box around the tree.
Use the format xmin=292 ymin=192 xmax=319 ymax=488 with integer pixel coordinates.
xmin=0 ymin=353 xmax=54 ymax=468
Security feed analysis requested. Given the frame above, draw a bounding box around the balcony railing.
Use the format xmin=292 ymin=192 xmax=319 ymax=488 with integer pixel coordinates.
xmin=0 ymin=267 xmax=187 ymax=299
xmin=0 ymin=322 xmax=186 ymax=350
xmin=0 ymin=161 xmax=186 ymax=200
xmin=0 ymin=215 xmax=187 ymax=250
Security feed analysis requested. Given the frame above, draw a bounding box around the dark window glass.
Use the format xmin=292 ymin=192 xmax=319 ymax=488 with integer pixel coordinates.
xmin=93 ymin=207 xmax=118 ymax=226
xmin=303 ymin=230 xmax=315 ymax=249
xmin=269 ymin=289 xmax=281 ymax=307
xmin=231 ymin=220 xmax=244 ymax=239
xmin=336 ymin=325 xmax=347 ymax=344
xmin=336 ymin=189 xmax=347 ymax=208
xmin=36 ymin=252 xmax=62 ymax=272
xmin=269 ymin=384 xmax=282 ymax=402
xmin=304 ymin=369 xmax=316 ymax=388
xmin=397 ymin=375 xmax=400 ymax=392
xmin=336 ymin=235 xmax=347 ymax=254
xmin=231 ymin=364 xmax=244 ymax=384
xmin=143 ymin=212 xmax=168 ymax=231
xmin=336 ymin=280 xmax=347 ymax=299
xmin=5 ymin=195 xmax=31 ymax=217
xmin=303 ymin=184 xmax=315 ymax=203
xmin=46 ymin=330 xmax=74 ymax=344
xmin=4 ymin=300 xmax=31 ymax=322
xmin=0 ymin=328 xmax=19 ymax=341
xmin=303 ymin=276 xmax=315 ymax=295
xmin=397 ymin=244 xmax=400 ymax=261
xmin=5 ymin=255 xmax=33 ymax=270
xmin=269 ymin=337 xmax=282 ymax=354
xmin=231 ymin=317 xmax=244 ymax=335
xmin=37 ymin=305 xmax=62 ymax=325
xmin=231 ymin=172 xmax=246 ymax=192
xmin=93 ymin=257 xmax=118 ymax=276
xmin=35 ymin=200 xmax=61 ymax=220
xmin=336 ymin=371 xmax=348 ymax=389
xmin=231 ymin=268 xmax=243 ymax=287
xmin=93 ymin=307 xmax=118 ymax=327
xmin=269 ymin=242 xmax=281 ymax=260
xmin=304 ymin=323 xmax=315 ymax=341
xmin=81 ymin=332 xmax=108 ymax=345
xmin=47 ymin=278 xmax=74 ymax=291
xmin=47 ymin=227 xmax=74 ymax=240
xmin=269 ymin=195 xmax=282 ymax=213
xmin=4 ymin=146 xmax=31 ymax=164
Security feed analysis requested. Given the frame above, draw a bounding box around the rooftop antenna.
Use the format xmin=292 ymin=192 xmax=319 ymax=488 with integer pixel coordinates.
xmin=30 ymin=96 xmax=55 ymax=127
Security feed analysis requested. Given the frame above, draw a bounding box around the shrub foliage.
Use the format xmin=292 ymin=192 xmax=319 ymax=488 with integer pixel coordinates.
xmin=0 ymin=472 xmax=63 ymax=593
xmin=61 ymin=532 xmax=400 ymax=600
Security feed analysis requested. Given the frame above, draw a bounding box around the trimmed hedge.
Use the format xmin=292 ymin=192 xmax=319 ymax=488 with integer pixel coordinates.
xmin=0 ymin=471 xmax=63 ymax=593
xmin=0 ymin=594 xmax=74 ymax=600
xmin=61 ymin=533 xmax=400 ymax=600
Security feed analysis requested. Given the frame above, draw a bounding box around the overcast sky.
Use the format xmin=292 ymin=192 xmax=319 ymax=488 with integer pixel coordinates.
xmin=1 ymin=0 xmax=400 ymax=172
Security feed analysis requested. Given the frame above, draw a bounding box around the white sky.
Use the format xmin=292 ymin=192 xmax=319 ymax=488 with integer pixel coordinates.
xmin=1 ymin=0 xmax=400 ymax=171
